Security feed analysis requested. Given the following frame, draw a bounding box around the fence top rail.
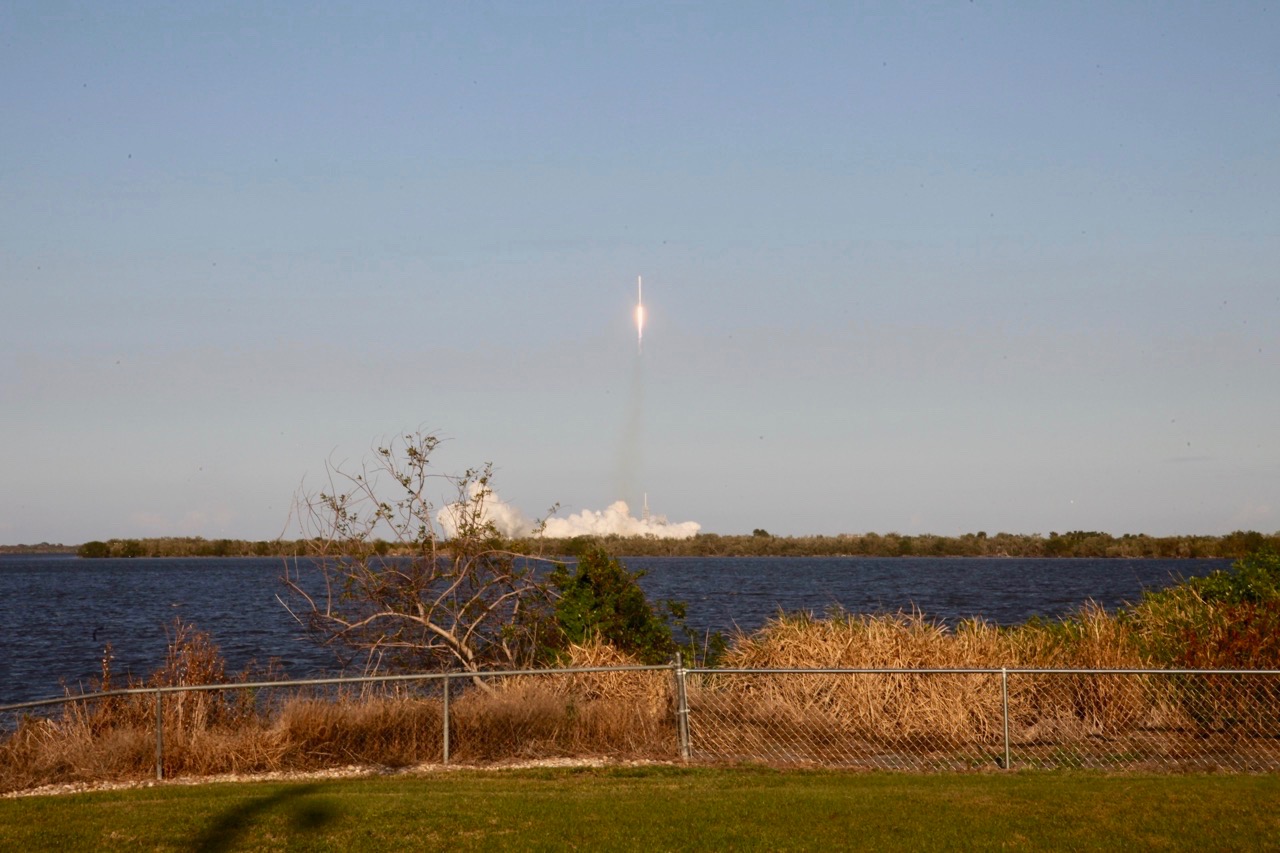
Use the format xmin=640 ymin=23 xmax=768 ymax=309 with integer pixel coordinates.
xmin=690 ymin=667 xmax=1280 ymax=677
xmin=7 ymin=663 xmax=1280 ymax=715
xmin=0 ymin=663 xmax=674 ymax=714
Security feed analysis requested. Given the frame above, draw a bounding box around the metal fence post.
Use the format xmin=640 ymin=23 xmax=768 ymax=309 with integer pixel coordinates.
xmin=442 ymin=675 xmax=451 ymax=766
xmin=674 ymin=654 xmax=690 ymax=761
xmin=1001 ymin=668 xmax=1011 ymax=771
xmin=154 ymin=689 xmax=164 ymax=781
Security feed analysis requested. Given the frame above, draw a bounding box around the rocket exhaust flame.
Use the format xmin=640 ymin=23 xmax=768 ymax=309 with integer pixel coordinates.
xmin=635 ymin=275 xmax=645 ymax=354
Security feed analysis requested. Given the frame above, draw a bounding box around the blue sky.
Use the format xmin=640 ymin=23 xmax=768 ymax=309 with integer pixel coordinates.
xmin=3 ymin=1 xmax=1278 ymax=542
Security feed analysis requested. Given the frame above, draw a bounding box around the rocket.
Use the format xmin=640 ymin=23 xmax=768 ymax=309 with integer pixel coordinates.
xmin=634 ymin=275 xmax=646 ymax=354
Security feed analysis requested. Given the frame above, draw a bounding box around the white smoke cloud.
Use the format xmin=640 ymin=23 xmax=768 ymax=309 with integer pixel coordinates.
xmin=437 ymin=489 xmax=700 ymax=540
xmin=436 ymin=483 xmax=533 ymax=539
xmin=541 ymin=500 xmax=701 ymax=539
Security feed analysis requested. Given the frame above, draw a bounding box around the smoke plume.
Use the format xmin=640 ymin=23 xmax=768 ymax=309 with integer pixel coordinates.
xmin=437 ymin=487 xmax=700 ymax=540
xmin=436 ymin=483 xmax=532 ymax=539
xmin=541 ymin=500 xmax=700 ymax=539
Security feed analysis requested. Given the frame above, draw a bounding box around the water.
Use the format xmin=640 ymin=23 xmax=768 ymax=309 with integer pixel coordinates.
xmin=0 ymin=553 xmax=1229 ymax=705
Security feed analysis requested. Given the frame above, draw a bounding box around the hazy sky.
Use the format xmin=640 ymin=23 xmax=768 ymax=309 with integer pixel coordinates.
xmin=3 ymin=1 xmax=1278 ymax=543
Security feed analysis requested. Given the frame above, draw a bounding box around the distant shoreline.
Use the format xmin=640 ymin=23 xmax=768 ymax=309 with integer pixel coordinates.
xmin=1 ymin=530 xmax=1275 ymax=560
xmin=0 ymin=544 xmax=76 ymax=555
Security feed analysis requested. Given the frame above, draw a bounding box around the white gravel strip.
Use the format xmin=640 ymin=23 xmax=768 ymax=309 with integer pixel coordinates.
xmin=2 ymin=757 xmax=669 ymax=799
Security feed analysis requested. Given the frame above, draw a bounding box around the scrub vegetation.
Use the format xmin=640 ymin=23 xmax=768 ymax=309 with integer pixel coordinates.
xmin=692 ymin=550 xmax=1280 ymax=766
xmin=0 ymin=636 xmax=675 ymax=794
xmin=3 ymin=551 xmax=1278 ymax=794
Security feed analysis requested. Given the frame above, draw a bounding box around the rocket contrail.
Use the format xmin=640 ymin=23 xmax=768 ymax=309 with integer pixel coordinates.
xmin=635 ymin=275 xmax=645 ymax=354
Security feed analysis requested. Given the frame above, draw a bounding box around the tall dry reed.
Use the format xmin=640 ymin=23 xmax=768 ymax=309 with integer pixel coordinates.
xmin=452 ymin=642 xmax=674 ymax=761
xmin=692 ymin=606 xmax=1158 ymax=757
xmin=1 ymin=634 xmax=676 ymax=793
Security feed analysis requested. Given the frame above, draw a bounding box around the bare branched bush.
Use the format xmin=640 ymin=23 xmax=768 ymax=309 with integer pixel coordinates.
xmin=281 ymin=431 xmax=557 ymax=675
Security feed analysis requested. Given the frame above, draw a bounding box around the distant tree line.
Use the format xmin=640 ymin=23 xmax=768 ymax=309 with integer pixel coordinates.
xmin=76 ymin=537 xmax=304 ymax=559
xmin=72 ymin=529 xmax=1280 ymax=560
xmin=0 ymin=542 xmax=77 ymax=554
xmin=543 ymin=529 xmax=1277 ymax=560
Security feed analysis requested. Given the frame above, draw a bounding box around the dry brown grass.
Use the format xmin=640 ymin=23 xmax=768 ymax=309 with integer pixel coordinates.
xmin=703 ymin=612 xmax=1009 ymax=750
xmin=273 ymin=693 xmax=443 ymax=768
xmin=0 ymin=635 xmax=677 ymax=793
xmin=687 ymin=607 xmax=1165 ymax=758
xmin=454 ymin=642 xmax=675 ymax=762
xmin=4 ymin=605 xmax=1267 ymax=790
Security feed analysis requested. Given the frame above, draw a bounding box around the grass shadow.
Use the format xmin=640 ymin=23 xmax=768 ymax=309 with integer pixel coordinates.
xmin=192 ymin=782 xmax=341 ymax=852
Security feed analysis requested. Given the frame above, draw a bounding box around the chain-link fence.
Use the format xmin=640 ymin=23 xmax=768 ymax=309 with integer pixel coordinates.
xmin=0 ymin=665 xmax=678 ymax=789
xmin=683 ymin=668 xmax=1280 ymax=772
xmin=4 ymin=666 xmax=1279 ymax=790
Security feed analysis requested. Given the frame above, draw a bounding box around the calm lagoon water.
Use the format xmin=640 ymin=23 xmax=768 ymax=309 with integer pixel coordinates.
xmin=0 ymin=553 xmax=1230 ymax=705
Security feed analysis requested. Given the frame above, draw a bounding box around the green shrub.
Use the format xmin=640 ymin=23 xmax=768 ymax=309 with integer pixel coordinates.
xmin=1133 ymin=548 xmax=1280 ymax=668
xmin=548 ymin=547 xmax=678 ymax=665
xmin=77 ymin=541 xmax=111 ymax=559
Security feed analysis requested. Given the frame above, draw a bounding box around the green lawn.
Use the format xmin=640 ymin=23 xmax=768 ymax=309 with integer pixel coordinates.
xmin=2 ymin=766 xmax=1278 ymax=851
